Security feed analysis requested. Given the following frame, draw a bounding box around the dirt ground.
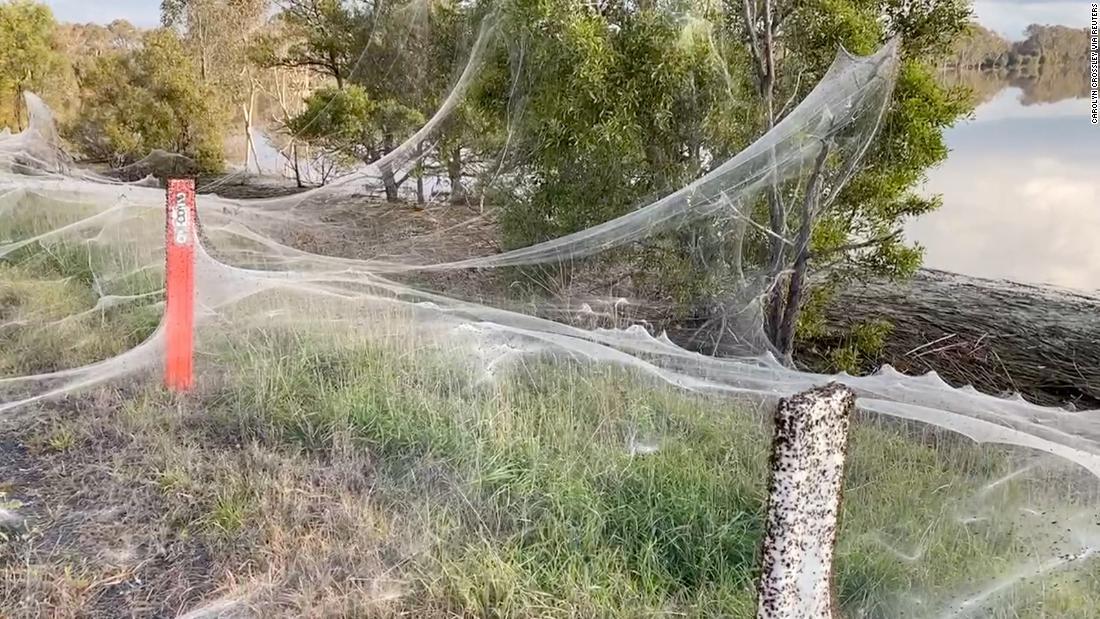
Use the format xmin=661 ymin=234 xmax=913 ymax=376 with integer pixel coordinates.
xmin=1 ymin=385 xmax=414 ymax=618
xmin=1 ymin=394 xmax=222 ymax=617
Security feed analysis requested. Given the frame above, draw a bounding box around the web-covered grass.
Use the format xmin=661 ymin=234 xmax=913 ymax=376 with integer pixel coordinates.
xmin=0 ymin=234 xmax=161 ymax=377
xmin=195 ymin=333 xmax=1098 ymax=617
xmin=3 ymin=231 xmax=1099 ymax=616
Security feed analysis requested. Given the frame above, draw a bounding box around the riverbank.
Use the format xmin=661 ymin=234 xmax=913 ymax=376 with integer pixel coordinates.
xmin=820 ymin=269 xmax=1099 ymax=409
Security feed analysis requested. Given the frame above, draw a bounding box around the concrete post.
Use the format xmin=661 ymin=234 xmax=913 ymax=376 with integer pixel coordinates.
xmin=756 ymin=383 xmax=856 ymax=619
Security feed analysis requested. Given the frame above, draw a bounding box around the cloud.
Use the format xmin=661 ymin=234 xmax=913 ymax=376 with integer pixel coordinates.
xmin=972 ymin=0 xmax=1090 ymax=38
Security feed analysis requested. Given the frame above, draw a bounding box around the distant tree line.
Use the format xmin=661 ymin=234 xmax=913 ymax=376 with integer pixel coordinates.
xmin=947 ymin=22 xmax=1091 ymax=70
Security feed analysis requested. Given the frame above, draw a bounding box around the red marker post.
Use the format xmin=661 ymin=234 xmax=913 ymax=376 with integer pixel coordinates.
xmin=165 ymin=179 xmax=197 ymax=391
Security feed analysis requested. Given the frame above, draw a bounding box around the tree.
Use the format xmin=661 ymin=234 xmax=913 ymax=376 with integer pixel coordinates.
xmin=490 ymin=2 xmax=747 ymax=255
xmin=286 ymin=84 xmax=423 ymax=199
xmin=162 ymin=0 xmax=271 ymax=171
xmin=0 ymin=1 xmax=74 ymax=129
xmin=264 ymin=0 xmax=479 ymax=202
xmin=362 ymin=0 xmax=481 ymax=205
xmin=488 ymin=0 xmax=971 ymax=364
xmin=66 ymin=29 xmax=228 ymax=174
xmin=946 ymin=22 xmax=1011 ymax=69
xmin=727 ymin=0 xmax=971 ymax=362
xmin=58 ymin=20 xmax=142 ymax=59
xmin=161 ymin=0 xmax=268 ymax=80
xmin=256 ymin=0 xmax=359 ymax=89
xmin=944 ymin=22 xmax=1089 ymax=71
xmin=1018 ymin=24 xmax=1090 ymax=67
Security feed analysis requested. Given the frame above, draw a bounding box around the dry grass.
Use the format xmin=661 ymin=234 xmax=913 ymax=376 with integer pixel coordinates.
xmin=0 ymin=389 xmax=423 ymax=618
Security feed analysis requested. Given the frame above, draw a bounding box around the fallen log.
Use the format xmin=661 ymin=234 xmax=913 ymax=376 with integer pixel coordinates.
xmin=814 ymin=270 xmax=1100 ymax=409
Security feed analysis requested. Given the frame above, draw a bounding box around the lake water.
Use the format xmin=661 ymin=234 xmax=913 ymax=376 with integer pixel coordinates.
xmin=906 ymin=73 xmax=1099 ymax=295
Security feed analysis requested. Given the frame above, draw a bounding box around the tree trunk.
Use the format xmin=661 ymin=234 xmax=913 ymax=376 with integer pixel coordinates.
xmin=760 ymin=0 xmax=787 ymax=348
xmin=330 ymin=50 xmax=344 ymax=89
xmin=448 ymin=143 xmax=464 ymax=205
xmin=775 ymin=144 xmax=830 ymax=360
xmin=744 ymin=0 xmax=797 ymax=354
xmin=197 ymin=18 xmax=209 ymax=83
xmin=729 ymin=199 xmax=748 ymax=282
xmin=381 ymin=165 xmax=399 ymax=201
xmin=380 ymin=133 xmax=400 ymax=202
xmin=290 ymin=141 xmax=303 ymax=188
xmin=249 ymin=83 xmax=261 ymax=173
xmin=13 ymin=89 xmax=23 ymax=132
xmin=764 ymin=187 xmax=787 ymax=345
xmin=242 ymin=108 xmax=250 ymax=170
xmin=241 ymin=97 xmax=256 ymax=173
xmin=415 ymin=141 xmax=426 ymax=206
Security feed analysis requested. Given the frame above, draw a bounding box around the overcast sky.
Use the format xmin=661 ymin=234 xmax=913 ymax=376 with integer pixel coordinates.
xmin=972 ymin=0 xmax=1090 ymax=38
xmin=45 ymin=0 xmax=161 ymax=28
xmin=42 ymin=0 xmax=1091 ymax=40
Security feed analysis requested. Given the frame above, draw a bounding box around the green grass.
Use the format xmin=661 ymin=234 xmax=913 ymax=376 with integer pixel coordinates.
xmin=192 ymin=329 xmax=1100 ymax=618
xmin=1 ymin=200 xmax=163 ymax=376
xmin=4 ymin=225 xmax=1100 ymax=616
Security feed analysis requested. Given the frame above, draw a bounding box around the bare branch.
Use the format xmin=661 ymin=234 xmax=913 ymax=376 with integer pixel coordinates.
xmin=776 ymin=69 xmax=804 ymax=119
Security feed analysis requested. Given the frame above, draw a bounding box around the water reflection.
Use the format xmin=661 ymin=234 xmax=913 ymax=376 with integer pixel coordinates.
xmin=939 ymin=64 xmax=1092 ymax=106
xmin=907 ymin=70 xmax=1098 ymax=294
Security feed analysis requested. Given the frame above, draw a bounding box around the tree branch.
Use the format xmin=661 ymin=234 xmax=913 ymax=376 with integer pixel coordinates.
xmin=810 ymin=229 xmax=903 ymax=260
xmin=742 ymin=0 xmax=762 ymax=72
